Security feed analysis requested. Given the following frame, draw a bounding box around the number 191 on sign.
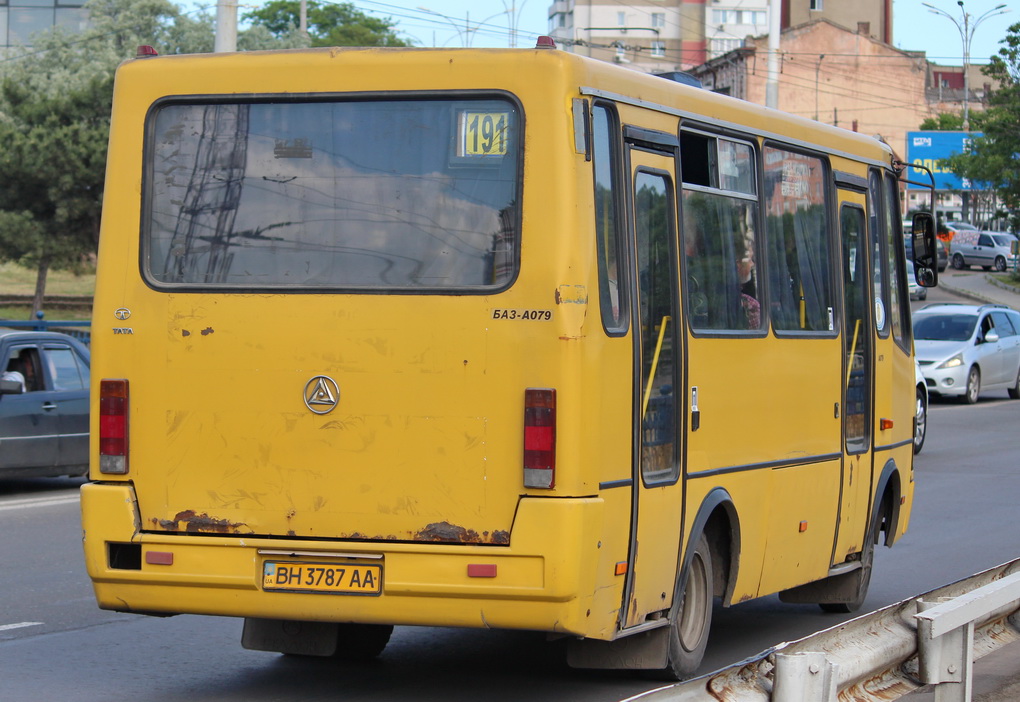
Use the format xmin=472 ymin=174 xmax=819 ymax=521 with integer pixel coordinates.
xmin=459 ymin=111 xmax=509 ymax=157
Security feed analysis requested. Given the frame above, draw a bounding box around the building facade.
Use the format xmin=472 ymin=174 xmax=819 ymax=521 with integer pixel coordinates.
xmin=0 ymin=0 xmax=89 ymax=47
xmin=687 ymin=20 xmax=930 ymax=166
xmin=547 ymin=0 xmax=892 ymax=73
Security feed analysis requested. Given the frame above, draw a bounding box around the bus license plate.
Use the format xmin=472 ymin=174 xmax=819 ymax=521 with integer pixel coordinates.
xmin=263 ymin=561 xmax=382 ymax=595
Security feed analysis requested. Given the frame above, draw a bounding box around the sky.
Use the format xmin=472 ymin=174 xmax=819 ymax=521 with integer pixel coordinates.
xmin=184 ymin=0 xmax=1019 ymax=62
xmin=313 ymin=0 xmax=1019 ymax=64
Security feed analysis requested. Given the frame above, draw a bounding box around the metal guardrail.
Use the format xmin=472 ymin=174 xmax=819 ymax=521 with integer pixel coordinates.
xmin=0 ymin=319 xmax=91 ymax=345
xmin=626 ymin=558 xmax=1020 ymax=702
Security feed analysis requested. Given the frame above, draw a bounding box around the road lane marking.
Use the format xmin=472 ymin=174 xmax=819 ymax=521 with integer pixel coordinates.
xmin=0 ymin=494 xmax=80 ymax=512
xmin=0 ymin=622 xmax=43 ymax=632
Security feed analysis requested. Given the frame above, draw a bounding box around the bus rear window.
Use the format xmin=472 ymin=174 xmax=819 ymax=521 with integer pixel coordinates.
xmin=144 ymin=97 xmax=521 ymax=290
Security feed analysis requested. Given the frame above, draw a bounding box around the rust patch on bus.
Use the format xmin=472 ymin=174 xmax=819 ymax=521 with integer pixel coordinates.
xmin=414 ymin=521 xmax=510 ymax=544
xmin=152 ymin=510 xmax=248 ymax=534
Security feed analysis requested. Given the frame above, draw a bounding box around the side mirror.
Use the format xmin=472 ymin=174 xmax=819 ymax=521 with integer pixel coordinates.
xmin=984 ymin=330 xmax=1000 ymax=344
xmin=0 ymin=379 xmax=24 ymax=395
xmin=911 ymin=213 xmax=938 ymax=288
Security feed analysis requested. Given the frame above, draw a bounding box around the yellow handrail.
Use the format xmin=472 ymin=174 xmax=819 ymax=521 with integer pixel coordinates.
xmin=845 ymin=318 xmax=861 ymax=389
xmin=642 ymin=315 xmax=670 ymax=419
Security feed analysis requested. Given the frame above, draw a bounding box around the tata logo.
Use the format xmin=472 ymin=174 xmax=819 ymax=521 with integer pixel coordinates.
xmin=114 ymin=308 xmax=131 ymax=320
xmin=303 ymin=376 xmax=340 ymax=415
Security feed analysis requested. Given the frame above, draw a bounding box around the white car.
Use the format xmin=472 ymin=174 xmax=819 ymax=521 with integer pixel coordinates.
xmin=913 ymin=304 xmax=1020 ymax=403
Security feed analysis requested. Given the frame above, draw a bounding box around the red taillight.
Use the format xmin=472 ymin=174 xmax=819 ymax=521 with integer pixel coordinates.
xmin=524 ymin=388 xmax=556 ymax=489
xmin=99 ymin=379 xmax=129 ymax=474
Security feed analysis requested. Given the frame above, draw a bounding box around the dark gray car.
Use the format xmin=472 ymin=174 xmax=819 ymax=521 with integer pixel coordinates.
xmin=0 ymin=329 xmax=90 ymax=478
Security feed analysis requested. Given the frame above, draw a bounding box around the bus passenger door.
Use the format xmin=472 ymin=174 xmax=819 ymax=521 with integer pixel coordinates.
xmin=621 ymin=137 xmax=685 ymax=630
xmin=835 ymin=194 xmax=873 ymax=561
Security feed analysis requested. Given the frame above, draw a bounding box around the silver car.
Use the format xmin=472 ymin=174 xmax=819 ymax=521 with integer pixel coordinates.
xmin=948 ymin=231 xmax=1018 ymax=272
xmin=913 ymin=304 xmax=1020 ymax=403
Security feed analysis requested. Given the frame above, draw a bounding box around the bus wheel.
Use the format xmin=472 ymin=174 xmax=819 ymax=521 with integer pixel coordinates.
xmin=658 ymin=533 xmax=714 ymax=680
xmin=818 ymin=542 xmax=873 ymax=614
xmin=330 ymin=623 xmax=393 ymax=661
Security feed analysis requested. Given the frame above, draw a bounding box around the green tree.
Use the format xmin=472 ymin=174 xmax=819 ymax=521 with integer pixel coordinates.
xmin=243 ymin=0 xmax=411 ymax=48
xmin=943 ymin=21 xmax=1020 ymax=233
xmin=919 ymin=112 xmax=978 ymax=131
xmin=0 ymin=0 xmax=305 ymax=315
xmin=0 ymin=0 xmax=214 ymax=314
xmin=0 ymin=73 xmax=113 ymax=314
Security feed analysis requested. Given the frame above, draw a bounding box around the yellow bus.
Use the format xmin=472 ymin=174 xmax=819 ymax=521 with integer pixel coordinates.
xmin=82 ymin=39 xmax=937 ymax=678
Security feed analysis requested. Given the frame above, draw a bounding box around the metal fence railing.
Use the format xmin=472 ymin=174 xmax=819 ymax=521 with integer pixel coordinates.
xmin=625 ymin=558 xmax=1020 ymax=702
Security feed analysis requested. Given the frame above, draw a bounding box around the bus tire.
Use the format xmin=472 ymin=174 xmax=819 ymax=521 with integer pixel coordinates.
xmin=817 ymin=491 xmax=891 ymax=615
xmin=818 ymin=537 xmax=873 ymax=614
xmin=649 ymin=533 xmax=714 ymax=680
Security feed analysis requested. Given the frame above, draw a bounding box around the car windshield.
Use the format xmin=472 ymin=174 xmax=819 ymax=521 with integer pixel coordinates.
xmin=991 ymin=234 xmax=1013 ymax=247
xmin=951 ymin=223 xmax=978 ymax=231
xmin=913 ymin=313 xmax=978 ymax=342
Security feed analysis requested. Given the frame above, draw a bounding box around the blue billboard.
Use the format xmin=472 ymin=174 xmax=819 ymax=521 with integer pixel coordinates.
xmin=905 ymin=131 xmax=982 ymax=190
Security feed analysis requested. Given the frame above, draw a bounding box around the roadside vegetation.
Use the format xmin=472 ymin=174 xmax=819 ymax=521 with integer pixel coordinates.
xmin=0 ymin=262 xmax=95 ymax=320
xmin=0 ymin=0 xmax=408 ymax=317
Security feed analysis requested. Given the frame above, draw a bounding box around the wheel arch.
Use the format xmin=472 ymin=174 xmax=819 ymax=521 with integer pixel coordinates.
xmin=683 ymin=487 xmax=741 ymax=608
xmin=873 ymin=457 xmax=903 ymax=547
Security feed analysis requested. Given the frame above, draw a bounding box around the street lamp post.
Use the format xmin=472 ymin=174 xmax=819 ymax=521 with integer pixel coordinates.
xmin=922 ymin=1 xmax=1009 ymax=131
xmin=417 ymin=6 xmax=515 ymax=47
xmin=500 ymin=0 xmax=529 ymax=48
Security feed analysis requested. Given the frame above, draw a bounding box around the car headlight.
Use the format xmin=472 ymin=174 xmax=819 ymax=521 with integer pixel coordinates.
xmin=938 ymin=353 xmax=964 ymax=370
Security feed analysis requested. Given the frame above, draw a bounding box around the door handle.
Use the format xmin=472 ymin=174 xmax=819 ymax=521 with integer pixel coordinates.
xmin=41 ymin=402 xmax=57 ymax=411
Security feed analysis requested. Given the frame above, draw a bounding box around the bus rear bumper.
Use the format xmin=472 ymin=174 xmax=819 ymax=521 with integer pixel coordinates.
xmin=81 ymin=482 xmax=605 ymax=636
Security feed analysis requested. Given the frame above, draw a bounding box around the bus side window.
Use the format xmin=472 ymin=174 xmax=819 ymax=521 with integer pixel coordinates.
xmin=763 ymin=146 xmax=834 ymax=333
xmin=592 ymin=104 xmax=627 ymax=333
xmin=680 ymin=131 xmax=761 ymax=332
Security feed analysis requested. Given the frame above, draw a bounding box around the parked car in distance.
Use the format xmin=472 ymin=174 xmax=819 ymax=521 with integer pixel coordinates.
xmin=912 ymin=304 xmax=1020 ymax=404
xmin=914 ymin=360 xmax=927 ymax=454
xmin=948 ymin=230 xmax=1019 ymax=271
xmin=0 ymin=329 xmax=90 ymax=478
